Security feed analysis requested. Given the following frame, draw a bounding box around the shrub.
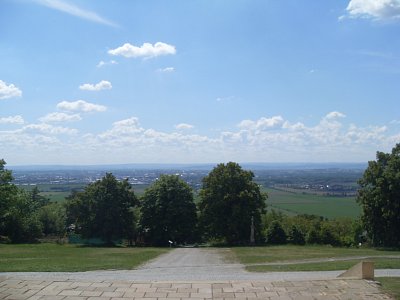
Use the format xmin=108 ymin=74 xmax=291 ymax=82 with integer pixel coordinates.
xmin=288 ymin=225 xmax=305 ymax=245
xmin=266 ymin=221 xmax=287 ymax=245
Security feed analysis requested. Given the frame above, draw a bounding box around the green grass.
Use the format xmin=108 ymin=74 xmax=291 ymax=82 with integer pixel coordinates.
xmin=0 ymin=243 xmax=169 ymax=272
xmin=377 ymin=277 xmax=400 ymax=300
xmin=246 ymin=258 xmax=400 ymax=272
xmin=232 ymin=245 xmax=400 ymax=264
xmin=264 ymin=188 xmax=361 ymax=219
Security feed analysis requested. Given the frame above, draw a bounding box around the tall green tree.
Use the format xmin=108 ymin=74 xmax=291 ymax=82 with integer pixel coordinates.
xmin=66 ymin=173 xmax=138 ymax=244
xmin=199 ymin=162 xmax=267 ymax=244
xmin=0 ymin=159 xmax=18 ymax=226
xmin=140 ymin=175 xmax=197 ymax=246
xmin=357 ymin=144 xmax=400 ymax=247
xmin=0 ymin=159 xmax=42 ymax=242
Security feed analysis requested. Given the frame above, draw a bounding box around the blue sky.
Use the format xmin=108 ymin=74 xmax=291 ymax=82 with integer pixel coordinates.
xmin=1 ymin=0 xmax=400 ymax=165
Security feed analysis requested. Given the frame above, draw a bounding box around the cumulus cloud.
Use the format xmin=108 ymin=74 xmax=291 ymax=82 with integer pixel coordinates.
xmin=97 ymin=60 xmax=117 ymax=68
xmin=344 ymin=0 xmax=400 ymax=20
xmin=108 ymin=42 xmax=176 ymax=59
xmin=238 ymin=116 xmax=284 ymax=130
xmin=2 ymin=112 xmax=399 ymax=164
xmin=175 ymin=123 xmax=194 ymax=130
xmin=34 ymin=0 xmax=118 ymax=27
xmin=39 ymin=112 xmax=82 ymax=123
xmin=79 ymin=80 xmax=112 ymax=91
xmin=57 ymin=100 xmax=107 ymax=113
xmin=0 ymin=80 xmax=22 ymax=100
xmin=22 ymin=123 xmax=78 ymax=135
xmin=0 ymin=115 xmax=24 ymax=124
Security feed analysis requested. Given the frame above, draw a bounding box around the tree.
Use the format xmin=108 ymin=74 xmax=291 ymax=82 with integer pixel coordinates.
xmin=0 ymin=159 xmax=43 ymax=242
xmin=266 ymin=221 xmax=287 ymax=245
xmin=0 ymin=159 xmax=18 ymax=227
xmin=357 ymin=144 xmax=400 ymax=247
xmin=2 ymin=190 xmax=43 ymax=243
xmin=66 ymin=173 xmax=138 ymax=244
xmin=140 ymin=175 xmax=197 ymax=246
xmin=39 ymin=203 xmax=66 ymax=236
xmin=199 ymin=162 xmax=267 ymax=244
xmin=288 ymin=225 xmax=305 ymax=245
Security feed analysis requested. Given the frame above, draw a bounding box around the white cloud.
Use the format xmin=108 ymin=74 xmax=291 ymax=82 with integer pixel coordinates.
xmin=175 ymin=123 xmax=194 ymax=130
xmin=57 ymin=100 xmax=107 ymax=112
xmin=344 ymin=0 xmax=400 ymax=20
xmin=157 ymin=67 xmax=175 ymax=73
xmin=39 ymin=112 xmax=82 ymax=123
xmin=79 ymin=80 xmax=112 ymax=91
xmin=97 ymin=60 xmax=117 ymax=68
xmin=238 ymin=116 xmax=284 ymax=130
xmin=0 ymin=115 xmax=24 ymax=124
xmin=324 ymin=111 xmax=346 ymax=120
xmin=0 ymin=80 xmax=22 ymax=100
xmin=2 ymin=113 xmax=399 ymax=164
xmin=22 ymin=123 xmax=78 ymax=135
xmin=34 ymin=0 xmax=118 ymax=27
xmin=108 ymin=42 xmax=176 ymax=59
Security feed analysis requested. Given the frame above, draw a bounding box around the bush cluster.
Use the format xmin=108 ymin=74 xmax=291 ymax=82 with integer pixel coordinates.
xmin=263 ymin=210 xmax=363 ymax=247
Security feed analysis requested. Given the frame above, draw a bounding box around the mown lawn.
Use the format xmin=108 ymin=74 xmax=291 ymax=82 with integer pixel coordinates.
xmin=0 ymin=243 xmax=169 ymax=272
xmin=231 ymin=245 xmax=400 ymax=272
xmin=232 ymin=245 xmax=400 ymax=264
xmin=247 ymin=258 xmax=400 ymax=272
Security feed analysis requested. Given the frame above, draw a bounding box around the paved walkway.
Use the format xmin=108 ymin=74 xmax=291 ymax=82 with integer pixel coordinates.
xmin=1 ymin=248 xmax=397 ymax=299
xmin=0 ymin=277 xmax=393 ymax=299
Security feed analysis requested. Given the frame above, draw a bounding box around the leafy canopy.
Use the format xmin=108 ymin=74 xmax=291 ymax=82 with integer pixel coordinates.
xmin=66 ymin=173 xmax=138 ymax=244
xmin=199 ymin=162 xmax=267 ymax=244
xmin=357 ymin=143 xmax=400 ymax=247
xmin=140 ymin=175 xmax=197 ymax=246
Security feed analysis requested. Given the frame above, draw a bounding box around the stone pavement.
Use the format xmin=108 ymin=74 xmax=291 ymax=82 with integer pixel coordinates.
xmin=0 ymin=276 xmax=394 ymax=299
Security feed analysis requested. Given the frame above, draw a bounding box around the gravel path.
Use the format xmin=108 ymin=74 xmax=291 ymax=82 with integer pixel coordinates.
xmin=1 ymin=248 xmax=400 ymax=282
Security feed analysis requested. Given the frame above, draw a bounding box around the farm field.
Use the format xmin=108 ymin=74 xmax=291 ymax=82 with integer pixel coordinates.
xmin=21 ymin=183 xmax=150 ymax=203
xmin=20 ymin=184 xmax=362 ymax=219
xmin=263 ymin=187 xmax=361 ymax=219
xmin=0 ymin=243 xmax=169 ymax=272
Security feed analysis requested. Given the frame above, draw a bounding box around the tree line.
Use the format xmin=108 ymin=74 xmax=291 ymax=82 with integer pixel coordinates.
xmin=1 ymin=143 xmax=399 ymax=247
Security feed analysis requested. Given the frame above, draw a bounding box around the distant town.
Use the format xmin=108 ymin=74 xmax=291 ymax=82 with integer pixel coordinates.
xmin=10 ymin=163 xmax=366 ymax=196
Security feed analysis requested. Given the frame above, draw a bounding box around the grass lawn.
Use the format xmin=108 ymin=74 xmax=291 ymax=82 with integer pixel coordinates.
xmin=0 ymin=243 xmax=169 ymax=272
xmin=246 ymin=258 xmax=400 ymax=272
xmin=232 ymin=245 xmax=400 ymax=264
xmin=231 ymin=245 xmax=400 ymax=272
xmin=377 ymin=277 xmax=400 ymax=300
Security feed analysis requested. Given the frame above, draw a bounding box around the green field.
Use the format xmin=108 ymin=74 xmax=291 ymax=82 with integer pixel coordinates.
xmin=0 ymin=243 xmax=169 ymax=272
xmin=21 ymin=184 xmax=360 ymax=219
xmin=20 ymin=183 xmax=150 ymax=203
xmin=264 ymin=188 xmax=361 ymax=219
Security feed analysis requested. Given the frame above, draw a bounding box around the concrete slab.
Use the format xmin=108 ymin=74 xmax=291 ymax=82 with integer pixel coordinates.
xmin=338 ymin=261 xmax=375 ymax=279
